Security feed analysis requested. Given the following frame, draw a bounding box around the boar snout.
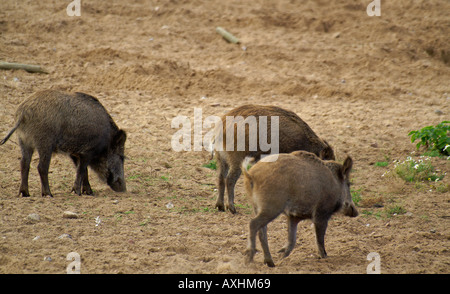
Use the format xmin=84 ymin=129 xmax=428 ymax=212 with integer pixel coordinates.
xmin=343 ymin=202 xmax=358 ymax=217
xmin=109 ymin=177 xmax=127 ymax=192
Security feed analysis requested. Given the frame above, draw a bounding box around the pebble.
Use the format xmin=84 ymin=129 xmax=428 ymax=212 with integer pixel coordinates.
xmin=57 ymin=233 xmax=72 ymax=239
xmin=63 ymin=211 xmax=79 ymax=219
xmin=27 ymin=213 xmax=40 ymax=223
xmin=434 ymin=109 xmax=443 ymax=115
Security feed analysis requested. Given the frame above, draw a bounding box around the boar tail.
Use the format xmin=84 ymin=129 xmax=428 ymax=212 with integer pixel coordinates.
xmin=209 ymin=137 xmax=215 ymax=160
xmin=241 ymin=156 xmax=255 ymax=181
xmin=0 ymin=119 xmax=21 ymax=145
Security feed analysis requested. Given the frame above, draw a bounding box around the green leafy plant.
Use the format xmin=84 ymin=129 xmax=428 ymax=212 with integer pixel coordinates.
xmin=374 ymin=161 xmax=388 ymax=167
xmin=385 ymin=204 xmax=407 ymax=216
xmin=202 ymin=159 xmax=217 ymax=170
xmin=393 ymin=156 xmax=444 ymax=182
xmin=408 ymin=121 xmax=450 ymax=156
xmin=351 ymin=188 xmax=362 ymax=206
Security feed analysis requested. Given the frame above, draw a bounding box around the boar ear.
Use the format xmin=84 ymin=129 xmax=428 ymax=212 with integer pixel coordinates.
xmin=320 ymin=141 xmax=335 ymax=160
xmin=341 ymin=156 xmax=353 ymax=179
xmin=113 ymin=129 xmax=127 ymax=147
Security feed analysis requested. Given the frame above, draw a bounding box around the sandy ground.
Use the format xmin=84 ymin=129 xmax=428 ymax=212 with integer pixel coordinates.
xmin=0 ymin=0 xmax=449 ymax=274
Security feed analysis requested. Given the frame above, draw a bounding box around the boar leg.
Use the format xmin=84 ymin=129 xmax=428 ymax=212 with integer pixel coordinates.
xmin=37 ymin=149 xmax=53 ymax=197
xmin=70 ymin=155 xmax=93 ymax=195
xmin=258 ymin=225 xmax=275 ymax=267
xmin=246 ymin=211 xmax=278 ymax=266
xmin=225 ymin=166 xmax=241 ymax=214
xmin=314 ymin=219 xmax=329 ymax=258
xmin=81 ymin=168 xmax=93 ymax=195
xmin=215 ymin=158 xmax=229 ymax=211
xmin=279 ymin=215 xmax=301 ymax=258
xmin=72 ymin=156 xmax=92 ymax=196
xmin=18 ymin=140 xmax=34 ymax=197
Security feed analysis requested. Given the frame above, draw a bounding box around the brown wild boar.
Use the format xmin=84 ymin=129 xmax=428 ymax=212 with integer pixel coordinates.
xmin=241 ymin=151 xmax=358 ymax=267
xmin=0 ymin=90 xmax=127 ymax=197
xmin=212 ymin=104 xmax=335 ymax=214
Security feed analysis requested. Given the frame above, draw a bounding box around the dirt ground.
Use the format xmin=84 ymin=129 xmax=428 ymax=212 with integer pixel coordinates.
xmin=0 ymin=0 xmax=449 ymax=274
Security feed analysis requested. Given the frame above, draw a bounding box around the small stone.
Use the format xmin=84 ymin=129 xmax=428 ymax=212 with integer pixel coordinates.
xmin=63 ymin=211 xmax=79 ymax=219
xmin=44 ymin=256 xmax=52 ymax=261
xmin=57 ymin=233 xmax=72 ymax=239
xmin=32 ymin=236 xmax=41 ymax=241
xmin=434 ymin=109 xmax=443 ymax=115
xmin=27 ymin=213 xmax=40 ymax=223
xmin=112 ymin=200 xmax=119 ymax=204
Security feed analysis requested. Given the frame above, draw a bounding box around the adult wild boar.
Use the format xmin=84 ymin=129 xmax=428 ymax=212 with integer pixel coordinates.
xmin=241 ymin=151 xmax=358 ymax=267
xmin=212 ymin=104 xmax=335 ymax=214
xmin=0 ymin=90 xmax=127 ymax=197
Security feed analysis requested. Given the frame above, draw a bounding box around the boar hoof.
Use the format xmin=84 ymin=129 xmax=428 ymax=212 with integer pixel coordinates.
xmin=264 ymin=259 xmax=275 ymax=268
xmin=19 ymin=191 xmax=30 ymax=197
xmin=244 ymin=249 xmax=255 ymax=264
xmin=215 ymin=203 xmax=225 ymax=212
xmin=82 ymin=186 xmax=93 ymax=195
xmin=226 ymin=204 xmax=237 ymax=214
xmin=71 ymin=187 xmax=82 ymax=196
xmin=278 ymin=247 xmax=292 ymax=259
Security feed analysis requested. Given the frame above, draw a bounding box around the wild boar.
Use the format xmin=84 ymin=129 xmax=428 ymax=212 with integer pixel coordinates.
xmin=241 ymin=151 xmax=358 ymax=267
xmin=212 ymin=104 xmax=335 ymax=214
xmin=0 ymin=89 xmax=127 ymax=197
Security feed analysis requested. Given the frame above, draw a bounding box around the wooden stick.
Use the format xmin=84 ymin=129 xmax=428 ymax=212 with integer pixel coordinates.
xmin=0 ymin=61 xmax=48 ymax=74
xmin=216 ymin=27 xmax=240 ymax=44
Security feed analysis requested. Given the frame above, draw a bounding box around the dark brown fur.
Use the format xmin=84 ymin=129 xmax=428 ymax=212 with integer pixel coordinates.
xmin=213 ymin=104 xmax=335 ymax=213
xmin=241 ymin=151 xmax=358 ymax=267
xmin=0 ymin=90 xmax=127 ymax=197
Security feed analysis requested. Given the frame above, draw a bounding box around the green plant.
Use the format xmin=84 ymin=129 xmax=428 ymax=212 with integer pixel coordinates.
xmin=374 ymin=161 xmax=389 ymax=167
xmin=393 ymin=156 xmax=444 ymax=182
xmin=385 ymin=205 xmax=407 ymax=216
xmin=351 ymin=188 xmax=362 ymax=206
xmin=202 ymin=159 xmax=217 ymax=170
xmin=408 ymin=121 xmax=450 ymax=156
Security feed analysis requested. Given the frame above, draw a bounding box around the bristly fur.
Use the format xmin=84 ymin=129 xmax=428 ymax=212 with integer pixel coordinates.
xmin=2 ymin=89 xmax=127 ymax=197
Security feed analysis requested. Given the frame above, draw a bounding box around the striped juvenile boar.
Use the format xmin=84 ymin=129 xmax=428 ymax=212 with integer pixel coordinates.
xmin=241 ymin=151 xmax=358 ymax=267
xmin=212 ymin=104 xmax=335 ymax=214
xmin=0 ymin=90 xmax=127 ymax=197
